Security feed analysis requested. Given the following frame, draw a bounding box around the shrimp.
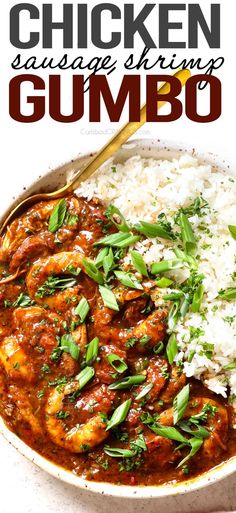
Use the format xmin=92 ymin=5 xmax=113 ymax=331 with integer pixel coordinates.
xmin=93 ymin=309 xmax=167 ymax=353
xmin=93 ymin=286 xmax=145 ymax=328
xmin=26 ymin=252 xmax=86 ymax=311
xmin=160 ymin=397 xmax=228 ymax=457
xmin=93 ymin=344 xmax=127 ymax=384
xmin=0 ymin=336 xmax=35 ymax=382
xmin=0 ymin=307 xmax=63 ymax=382
xmin=124 ymin=309 xmax=167 ymax=353
xmin=45 ymin=383 xmax=116 ymax=452
xmin=1 ymin=197 xmax=82 ymax=277
xmin=13 ymin=306 xmax=62 ymax=349
xmin=57 ymin=324 xmax=87 ymax=376
xmin=112 ymin=286 xmax=144 ymax=304
xmin=1 ymin=201 xmax=58 ymax=257
xmin=9 ymin=233 xmax=55 ymax=273
xmin=13 ymin=305 xmax=62 ymax=330
xmin=3 ymin=306 xmax=87 ymax=380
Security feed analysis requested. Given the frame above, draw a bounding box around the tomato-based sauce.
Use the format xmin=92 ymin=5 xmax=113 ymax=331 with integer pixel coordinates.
xmin=0 ymin=194 xmax=235 ymax=486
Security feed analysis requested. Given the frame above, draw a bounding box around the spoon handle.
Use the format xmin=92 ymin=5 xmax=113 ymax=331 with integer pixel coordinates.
xmin=0 ymin=69 xmax=190 ymax=235
xmin=55 ymin=69 xmax=191 ymax=196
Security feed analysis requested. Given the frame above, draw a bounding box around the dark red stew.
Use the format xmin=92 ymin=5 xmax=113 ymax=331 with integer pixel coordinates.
xmin=0 ymin=194 xmax=235 ymax=486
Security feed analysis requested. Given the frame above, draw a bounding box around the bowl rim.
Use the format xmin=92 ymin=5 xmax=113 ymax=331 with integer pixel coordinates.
xmin=0 ymin=137 xmax=235 ymax=499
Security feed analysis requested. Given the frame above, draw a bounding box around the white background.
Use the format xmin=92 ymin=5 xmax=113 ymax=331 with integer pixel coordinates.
xmin=0 ymin=1 xmax=236 ymax=512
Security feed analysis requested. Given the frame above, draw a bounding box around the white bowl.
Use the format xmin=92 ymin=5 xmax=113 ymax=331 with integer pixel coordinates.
xmin=0 ymin=138 xmax=235 ymax=499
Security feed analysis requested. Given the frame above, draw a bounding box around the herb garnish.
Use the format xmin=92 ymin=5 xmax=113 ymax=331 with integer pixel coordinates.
xmin=51 ymin=334 xmax=80 ymax=362
xmin=106 ymin=399 xmax=132 ymax=431
xmin=48 ymin=199 xmax=67 ymax=233
xmin=105 ymin=205 xmax=130 ymax=233
xmin=75 ymin=296 xmax=90 ymax=323
xmin=36 ymin=276 xmax=77 ymax=298
xmin=99 ymin=285 xmax=119 ymax=311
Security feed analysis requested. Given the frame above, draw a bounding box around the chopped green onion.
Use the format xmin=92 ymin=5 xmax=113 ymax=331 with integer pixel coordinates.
xmin=103 ymin=248 xmax=114 ymax=277
xmin=218 ymin=288 xmax=236 ymax=301
xmin=99 ymin=285 xmax=119 ymax=311
xmin=131 ymin=250 xmax=148 ymax=277
xmin=187 ymin=350 xmax=195 ymax=363
xmin=95 ymin=247 xmax=109 ymax=268
xmin=106 ymin=399 xmax=132 ymax=431
xmin=223 ymin=363 xmax=236 ymax=370
xmin=82 ymin=258 xmax=104 ymax=285
xmin=151 ymin=259 xmax=184 ymax=274
xmin=60 ymin=334 xmax=80 ymax=361
xmin=111 ymin=234 xmax=141 ymax=248
xmin=173 ymin=248 xmax=197 ymax=270
xmin=192 ymin=284 xmax=204 ymax=313
xmin=148 ymin=424 xmax=189 ymax=444
xmin=48 ymin=199 xmax=67 ymax=233
xmin=166 ymin=333 xmax=178 ymax=364
xmin=163 ymin=291 xmax=184 ymax=301
xmin=228 ymin=225 xmax=236 ymax=241
xmin=156 ymin=277 xmax=174 ymax=288
xmin=177 ymin=437 xmax=203 ymax=468
xmin=168 ymin=302 xmax=180 ymax=331
xmin=75 ymin=366 xmax=95 ymax=390
xmin=135 ymin=383 xmax=154 ymax=401
xmin=134 ymin=221 xmax=174 ymax=240
xmin=180 ymin=293 xmax=190 ymax=318
xmin=86 ymin=337 xmax=99 ymax=366
xmin=75 ymin=297 xmax=90 ymax=323
xmin=104 ymin=446 xmax=135 ymax=458
xmin=109 ymin=375 xmax=146 ymax=390
xmin=65 ymin=212 xmax=79 ymax=226
xmin=114 ymin=271 xmax=143 ymax=290
xmin=173 ymin=384 xmax=190 ymax=424
xmin=139 ymin=335 xmax=151 ymax=347
xmin=178 ymin=421 xmax=210 ymax=439
xmin=105 ymin=435 xmax=147 ymax=458
xmin=107 ymin=354 xmax=128 ymax=374
xmin=94 ymin=232 xmax=140 ymax=248
xmin=153 ymin=341 xmax=164 ymax=354
xmin=131 ymin=433 xmax=147 ymax=452
xmin=179 ymin=213 xmax=197 ymax=255
xmin=105 ymin=205 xmax=130 ymax=233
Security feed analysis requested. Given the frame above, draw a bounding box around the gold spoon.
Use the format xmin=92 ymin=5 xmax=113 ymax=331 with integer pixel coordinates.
xmin=0 ymin=69 xmax=190 ymax=235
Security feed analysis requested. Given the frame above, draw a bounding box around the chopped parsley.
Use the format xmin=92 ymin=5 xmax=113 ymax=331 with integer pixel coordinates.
xmin=175 ymin=197 xmax=209 ymax=223
xmin=125 ymin=337 xmax=138 ymax=349
xmin=37 ymin=390 xmax=45 ymax=399
xmin=40 ymin=364 xmax=51 ymax=378
xmin=189 ymin=403 xmax=217 ymax=425
xmin=36 ymin=276 xmax=77 ymax=298
xmin=56 ymin=410 xmax=70 ymax=420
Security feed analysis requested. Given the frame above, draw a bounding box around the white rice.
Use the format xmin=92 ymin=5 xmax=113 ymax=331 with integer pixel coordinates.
xmin=76 ymin=154 xmax=236 ymax=406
